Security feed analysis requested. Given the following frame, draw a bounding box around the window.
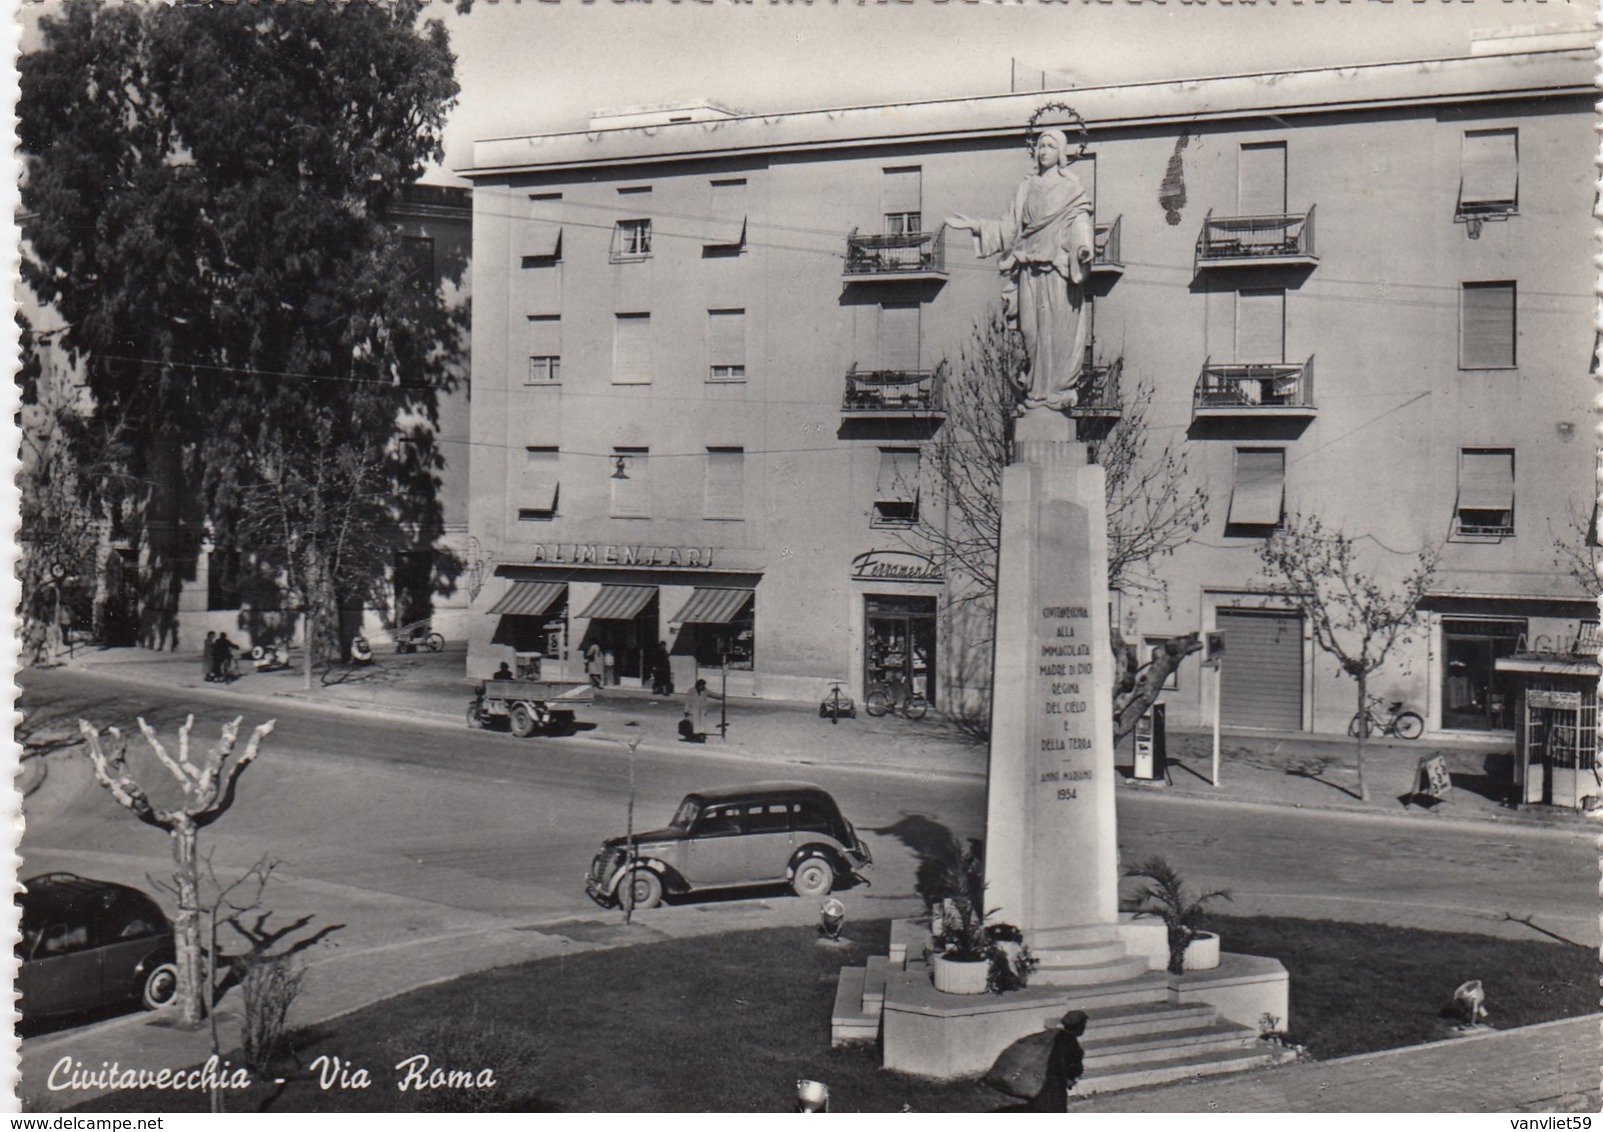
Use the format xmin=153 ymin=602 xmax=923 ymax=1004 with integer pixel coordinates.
xmin=705 ymin=448 xmax=745 ymax=520
xmin=1226 ymin=448 xmax=1285 ymax=528
xmin=613 ymin=313 xmax=651 ymax=384
xmin=708 ymin=309 xmax=746 ymax=382
xmin=611 ymin=447 xmax=650 ymax=518
xmin=1460 ymin=282 xmax=1516 ymax=369
xmin=612 ymin=219 xmax=652 ymax=261
xmin=524 ymin=193 xmax=563 ymax=261
xmin=518 ymin=447 xmax=559 ymax=522
xmin=704 ymin=179 xmax=747 ymax=249
xmin=879 ymin=302 xmax=921 ymax=372
xmin=1237 ymin=142 xmax=1287 ymax=216
xmin=526 ymin=316 xmax=561 ymax=384
xmin=883 ymin=166 xmax=922 ymax=235
xmin=1459 ymin=129 xmax=1518 ymax=217
xmin=401 ymin=237 xmax=434 ymax=293
xmin=873 ymin=447 xmax=920 ymax=527
xmin=1235 ymin=289 xmax=1285 ymax=362
xmin=1455 ymin=449 xmax=1515 ymax=537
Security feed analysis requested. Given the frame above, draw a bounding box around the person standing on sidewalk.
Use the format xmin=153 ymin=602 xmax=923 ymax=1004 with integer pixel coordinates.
xmin=604 ymin=648 xmax=617 ymax=687
xmin=585 ymin=641 xmax=603 ymax=688
xmin=203 ymin=631 xmax=217 ymax=682
xmin=682 ymin=678 xmax=719 ymax=743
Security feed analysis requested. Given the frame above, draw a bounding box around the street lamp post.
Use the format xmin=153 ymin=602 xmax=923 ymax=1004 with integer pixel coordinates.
xmin=717 ymin=634 xmax=730 ymax=742
xmin=619 ymin=725 xmax=642 ymax=925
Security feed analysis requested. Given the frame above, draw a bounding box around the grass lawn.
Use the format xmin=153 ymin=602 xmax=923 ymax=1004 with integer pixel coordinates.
xmin=75 ymin=914 xmax=1595 ymax=1113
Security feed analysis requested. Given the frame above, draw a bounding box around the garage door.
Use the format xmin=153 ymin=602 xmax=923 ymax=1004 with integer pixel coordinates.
xmin=1218 ymin=609 xmax=1304 ymax=731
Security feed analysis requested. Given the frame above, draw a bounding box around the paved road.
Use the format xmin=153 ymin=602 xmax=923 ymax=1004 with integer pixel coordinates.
xmin=19 ymin=667 xmax=1596 ymax=1021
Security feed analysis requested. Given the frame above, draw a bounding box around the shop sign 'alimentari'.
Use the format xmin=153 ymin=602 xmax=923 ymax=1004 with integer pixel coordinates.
xmin=850 ymin=550 xmax=943 ymax=582
xmin=523 ymin=543 xmax=716 ymax=568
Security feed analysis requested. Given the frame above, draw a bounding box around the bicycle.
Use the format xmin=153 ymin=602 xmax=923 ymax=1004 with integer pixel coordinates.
xmin=865 ymin=680 xmax=928 ymax=721
xmin=1348 ymin=697 xmax=1424 ymax=740
xmin=818 ymin=679 xmax=856 ymax=724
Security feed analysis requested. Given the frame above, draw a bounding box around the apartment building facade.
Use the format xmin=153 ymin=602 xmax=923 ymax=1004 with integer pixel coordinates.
xmin=462 ymin=41 xmax=1595 ymax=740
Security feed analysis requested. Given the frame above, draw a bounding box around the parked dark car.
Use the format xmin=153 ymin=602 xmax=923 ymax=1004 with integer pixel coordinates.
xmin=585 ymin=782 xmax=873 ymax=910
xmin=17 ymin=873 xmax=178 ymax=1020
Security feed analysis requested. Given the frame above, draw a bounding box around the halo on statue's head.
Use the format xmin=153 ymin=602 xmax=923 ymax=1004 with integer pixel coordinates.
xmin=1026 ymin=103 xmax=1090 ymax=163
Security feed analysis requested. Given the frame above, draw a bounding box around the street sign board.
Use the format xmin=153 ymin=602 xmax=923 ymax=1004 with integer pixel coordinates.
xmin=1415 ymin=754 xmax=1452 ymax=800
xmin=1529 ymin=689 xmax=1584 ymax=711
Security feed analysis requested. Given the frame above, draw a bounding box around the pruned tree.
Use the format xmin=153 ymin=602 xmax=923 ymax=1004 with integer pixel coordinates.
xmin=1258 ymin=514 xmax=1439 ymax=801
xmin=915 ymin=309 xmax=1210 ymax=739
xmin=77 ymin=714 xmax=276 ymax=1026
xmin=1548 ymin=498 xmax=1600 ymax=600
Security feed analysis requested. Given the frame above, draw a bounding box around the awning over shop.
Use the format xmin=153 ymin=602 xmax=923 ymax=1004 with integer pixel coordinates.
xmin=487 ymin=581 xmax=567 ymax=618
xmin=670 ymin=587 xmax=754 ymax=625
xmin=576 ymin=584 xmax=657 ymax=621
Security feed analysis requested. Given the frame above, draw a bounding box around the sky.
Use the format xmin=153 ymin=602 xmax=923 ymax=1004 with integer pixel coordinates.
xmin=424 ymin=0 xmax=1599 ymax=182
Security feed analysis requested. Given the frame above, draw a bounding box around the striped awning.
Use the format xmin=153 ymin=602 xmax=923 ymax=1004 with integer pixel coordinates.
xmin=576 ymin=584 xmax=657 ymax=621
xmin=487 ymin=581 xmax=567 ymax=618
xmin=670 ymin=587 xmax=754 ymax=625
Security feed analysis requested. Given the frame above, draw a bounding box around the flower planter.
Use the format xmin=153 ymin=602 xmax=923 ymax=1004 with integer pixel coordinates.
xmin=931 ymin=953 xmax=990 ymax=995
xmin=1183 ymin=931 xmax=1221 ymax=971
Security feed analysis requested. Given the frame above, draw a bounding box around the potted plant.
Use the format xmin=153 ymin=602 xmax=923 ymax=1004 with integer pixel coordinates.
xmin=920 ymin=835 xmax=1038 ymax=995
xmin=1123 ymin=855 xmax=1231 ymax=976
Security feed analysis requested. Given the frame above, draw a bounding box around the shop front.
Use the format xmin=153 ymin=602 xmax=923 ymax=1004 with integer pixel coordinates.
xmin=1496 ymin=635 xmax=1600 ymax=809
xmin=851 ymin=550 xmax=943 ymax=707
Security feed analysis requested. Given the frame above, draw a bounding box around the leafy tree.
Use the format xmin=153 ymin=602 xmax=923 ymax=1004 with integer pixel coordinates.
xmin=916 ymin=309 xmax=1209 ymax=738
xmin=19 ymin=0 xmax=463 ymax=670
xmin=1258 ymin=514 xmax=1439 ymax=802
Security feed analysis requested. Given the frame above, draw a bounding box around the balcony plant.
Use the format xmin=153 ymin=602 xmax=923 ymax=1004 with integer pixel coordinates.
xmin=1123 ymin=855 xmax=1231 ymax=976
xmin=921 ymin=835 xmax=1037 ymax=994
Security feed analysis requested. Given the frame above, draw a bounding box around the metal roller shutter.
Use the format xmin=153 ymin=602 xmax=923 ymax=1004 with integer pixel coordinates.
xmin=1218 ymin=609 xmax=1303 ymax=731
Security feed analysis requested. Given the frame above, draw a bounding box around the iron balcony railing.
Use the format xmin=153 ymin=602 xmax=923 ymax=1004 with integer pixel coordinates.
xmin=1071 ymin=355 xmax=1123 ymax=416
xmin=1093 ymin=215 xmax=1122 ymax=269
xmin=842 ymin=365 xmax=945 ymax=415
xmin=1193 ymin=356 xmax=1315 ymax=412
xmin=1195 ymin=205 xmax=1316 ymax=265
xmin=843 ymin=225 xmax=948 ymax=277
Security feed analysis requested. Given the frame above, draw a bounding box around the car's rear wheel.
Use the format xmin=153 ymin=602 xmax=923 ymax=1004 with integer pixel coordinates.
xmin=509 ymin=703 xmax=537 ymax=738
xmin=791 ymin=855 xmax=835 ymax=898
xmin=141 ymin=961 xmax=179 ymax=1010
xmin=619 ymin=868 xmax=663 ymax=910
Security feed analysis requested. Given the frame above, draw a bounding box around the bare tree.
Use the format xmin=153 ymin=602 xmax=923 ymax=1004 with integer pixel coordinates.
xmin=78 ymin=714 xmax=276 ymax=1026
xmin=1258 ymin=514 xmax=1439 ymax=802
xmin=915 ymin=308 xmax=1209 ymax=739
xmin=1548 ymin=499 xmax=1599 ymax=600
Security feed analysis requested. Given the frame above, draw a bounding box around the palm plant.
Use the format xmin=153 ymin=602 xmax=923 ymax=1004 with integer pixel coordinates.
xmin=1124 ymin=855 xmax=1231 ymax=975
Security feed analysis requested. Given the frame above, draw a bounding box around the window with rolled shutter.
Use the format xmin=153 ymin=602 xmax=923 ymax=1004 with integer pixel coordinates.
xmin=705 ymin=448 xmax=745 ymax=520
xmin=613 ymin=313 xmax=651 ymax=384
xmin=708 ymin=309 xmax=746 ymax=382
xmin=1235 ymin=289 xmax=1285 ymax=364
xmin=1460 ymin=282 xmax=1515 ymax=369
xmin=706 ymin=179 xmax=747 ymax=248
xmin=874 ymin=447 xmax=920 ymax=526
xmin=1460 ymin=130 xmax=1518 ymax=212
xmin=1227 ymin=448 xmax=1285 ymax=527
xmin=519 ymin=448 xmax=559 ymax=521
xmin=879 ymin=302 xmax=921 ymax=372
xmin=1238 ymin=143 xmax=1287 ymax=216
xmin=1456 ymin=449 xmax=1514 ymax=535
xmin=883 ymin=167 xmax=922 ymax=234
xmin=611 ymin=448 xmax=650 ymax=518
xmin=526 ymin=316 xmax=561 ymax=384
xmin=524 ymin=193 xmax=563 ymax=260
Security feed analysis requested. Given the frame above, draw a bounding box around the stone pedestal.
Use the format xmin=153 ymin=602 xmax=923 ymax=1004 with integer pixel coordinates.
xmin=984 ymin=410 xmax=1130 ymax=982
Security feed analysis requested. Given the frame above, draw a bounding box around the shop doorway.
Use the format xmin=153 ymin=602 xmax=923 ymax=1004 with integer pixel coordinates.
xmin=864 ymin=594 xmax=937 ymax=706
xmin=580 ymin=591 xmax=659 ymax=685
xmin=1441 ymin=619 xmax=1524 ymax=731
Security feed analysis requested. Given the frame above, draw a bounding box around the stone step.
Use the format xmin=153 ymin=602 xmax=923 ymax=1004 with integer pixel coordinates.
xmin=1031 ymin=955 xmax=1149 ymax=986
xmin=1084 ymin=1001 xmax=1218 ymax=1040
xmin=863 ymin=955 xmax=890 ymax=1013
xmin=830 ymin=967 xmax=877 ymax=1047
xmin=1033 ymin=937 xmax=1130 ymax=966
xmin=888 ymin=920 xmax=929 ymax=969
xmin=1075 ymin=1043 xmax=1280 ymax=1097
xmin=1083 ymin=1022 xmax=1260 ymax=1071
xmin=1032 ymin=924 xmax=1132 ymax=948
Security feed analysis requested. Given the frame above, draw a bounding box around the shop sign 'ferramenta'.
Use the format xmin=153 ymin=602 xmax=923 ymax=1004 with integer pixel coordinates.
xmin=851 ymin=550 xmax=944 ymax=582
xmin=523 ymin=544 xmax=715 ymax=567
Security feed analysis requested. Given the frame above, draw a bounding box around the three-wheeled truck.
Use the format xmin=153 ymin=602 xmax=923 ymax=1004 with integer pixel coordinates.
xmin=466 ymin=678 xmax=593 ymax=737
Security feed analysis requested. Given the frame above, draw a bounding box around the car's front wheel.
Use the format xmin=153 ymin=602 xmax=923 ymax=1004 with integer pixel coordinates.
xmin=791 ymin=855 xmax=835 ymax=898
xmin=619 ymin=868 xmax=663 ymax=910
xmin=140 ymin=961 xmax=179 ymax=1010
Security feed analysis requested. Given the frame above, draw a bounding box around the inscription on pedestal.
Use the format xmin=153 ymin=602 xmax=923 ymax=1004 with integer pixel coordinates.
xmin=1037 ymin=605 xmax=1095 ymax=801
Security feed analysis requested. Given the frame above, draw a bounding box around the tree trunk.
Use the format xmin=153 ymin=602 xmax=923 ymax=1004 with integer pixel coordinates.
xmin=302 ymin=608 xmax=314 ymax=692
xmin=1354 ymin=671 xmax=1369 ymax=803
xmin=170 ymin=818 xmax=206 ymax=1026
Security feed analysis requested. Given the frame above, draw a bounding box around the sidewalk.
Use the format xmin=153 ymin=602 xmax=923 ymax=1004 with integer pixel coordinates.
xmin=56 ymin=644 xmax=1593 ymax=835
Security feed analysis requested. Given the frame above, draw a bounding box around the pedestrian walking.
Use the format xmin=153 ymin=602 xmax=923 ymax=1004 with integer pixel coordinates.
xmin=214 ymin=633 xmax=239 ymax=683
xmin=203 ymin=631 xmax=217 ymax=681
xmin=585 ymin=641 xmax=604 ymax=688
xmin=649 ymin=640 xmax=673 ymax=696
xmin=983 ymin=1010 xmax=1087 ymax=1112
xmin=603 ymin=648 xmax=617 ymax=686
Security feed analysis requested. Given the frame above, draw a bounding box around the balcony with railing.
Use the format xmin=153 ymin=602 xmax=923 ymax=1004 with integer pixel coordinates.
xmin=1070 ymin=354 xmax=1123 ymax=418
xmin=841 ymin=365 xmax=945 ymax=418
xmin=1194 ymin=206 xmax=1317 ymax=269
xmin=842 ymin=225 xmax=948 ymax=282
xmin=1091 ymin=216 xmax=1123 ymax=279
xmin=1192 ymin=356 xmax=1316 ymax=419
